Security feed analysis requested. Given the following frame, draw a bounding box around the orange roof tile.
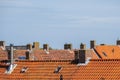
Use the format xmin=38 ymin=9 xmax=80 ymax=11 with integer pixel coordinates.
xmin=0 ymin=59 xmax=120 ymax=80
xmin=72 ymin=59 xmax=120 ymax=80
xmin=95 ymin=45 xmax=120 ymax=59
xmin=0 ymin=50 xmax=8 ymax=60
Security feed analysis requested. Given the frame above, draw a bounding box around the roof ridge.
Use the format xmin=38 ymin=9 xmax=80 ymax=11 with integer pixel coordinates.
xmin=90 ymin=59 xmax=120 ymax=61
xmin=16 ymin=60 xmax=72 ymax=62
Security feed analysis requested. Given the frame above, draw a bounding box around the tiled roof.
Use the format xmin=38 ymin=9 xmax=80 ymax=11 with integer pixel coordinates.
xmin=0 ymin=59 xmax=120 ymax=80
xmin=0 ymin=50 xmax=8 ymax=60
xmin=1 ymin=60 xmax=78 ymax=80
xmin=33 ymin=50 xmax=75 ymax=60
xmin=94 ymin=45 xmax=120 ymax=59
xmin=72 ymin=59 xmax=120 ymax=80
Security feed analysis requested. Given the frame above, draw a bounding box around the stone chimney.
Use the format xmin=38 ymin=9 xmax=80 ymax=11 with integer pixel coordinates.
xmin=26 ymin=44 xmax=32 ymax=50
xmin=80 ymin=43 xmax=86 ymax=49
xmin=90 ymin=40 xmax=96 ymax=49
xmin=116 ymin=40 xmax=120 ymax=45
xmin=33 ymin=42 xmax=39 ymax=49
xmin=0 ymin=41 xmax=5 ymax=50
xmin=43 ymin=44 xmax=49 ymax=51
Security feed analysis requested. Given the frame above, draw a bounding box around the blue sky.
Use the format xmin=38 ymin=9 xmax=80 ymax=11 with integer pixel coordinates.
xmin=0 ymin=0 xmax=120 ymax=49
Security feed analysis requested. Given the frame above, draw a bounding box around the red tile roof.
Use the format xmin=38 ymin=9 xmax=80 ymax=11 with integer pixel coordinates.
xmin=72 ymin=59 xmax=120 ymax=80
xmin=95 ymin=45 xmax=120 ymax=59
xmin=0 ymin=50 xmax=8 ymax=60
xmin=0 ymin=59 xmax=120 ymax=80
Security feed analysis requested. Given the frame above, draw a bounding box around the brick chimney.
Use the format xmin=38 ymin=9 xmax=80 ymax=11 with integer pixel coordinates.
xmin=43 ymin=44 xmax=49 ymax=51
xmin=79 ymin=49 xmax=86 ymax=63
xmin=33 ymin=42 xmax=39 ymax=49
xmin=116 ymin=40 xmax=120 ymax=45
xmin=64 ymin=44 xmax=72 ymax=50
xmin=74 ymin=50 xmax=79 ymax=63
xmin=26 ymin=44 xmax=32 ymax=50
xmin=74 ymin=49 xmax=86 ymax=64
xmin=90 ymin=40 xmax=96 ymax=49
xmin=26 ymin=51 xmax=30 ymax=60
xmin=80 ymin=43 xmax=86 ymax=49
xmin=0 ymin=41 xmax=5 ymax=50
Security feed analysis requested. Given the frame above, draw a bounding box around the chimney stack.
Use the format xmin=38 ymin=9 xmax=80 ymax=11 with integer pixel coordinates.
xmin=64 ymin=44 xmax=72 ymax=50
xmin=116 ymin=40 xmax=120 ymax=45
xmin=80 ymin=43 xmax=86 ymax=49
xmin=0 ymin=41 xmax=5 ymax=50
xmin=26 ymin=44 xmax=32 ymax=50
xmin=33 ymin=42 xmax=39 ymax=49
xmin=74 ymin=50 xmax=79 ymax=63
xmin=26 ymin=51 xmax=30 ymax=60
xmin=43 ymin=44 xmax=49 ymax=51
xmin=90 ymin=40 xmax=96 ymax=49
xmin=79 ymin=49 xmax=86 ymax=63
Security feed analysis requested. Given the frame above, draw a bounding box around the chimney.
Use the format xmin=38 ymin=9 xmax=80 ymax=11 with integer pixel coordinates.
xmin=64 ymin=44 xmax=72 ymax=50
xmin=64 ymin=44 xmax=68 ymax=50
xmin=0 ymin=41 xmax=5 ymax=50
xmin=80 ymin=43 xmax=86 ymax=49
xmin=68 ymin=44 xmax=72 ymax=50
xmin=90 ymin=40 xmax=96 ymax=49
xmin=116 ymin=40 xmax=120 ymax=45
xmin=9 ymin=44 xmax=14 ymax=64
xmin=33 ymin=42 xmax=39 ymax=49
xmin=74 ymin=50 xmax=79 ymax=63
xmin=26 ymin=44 xmax=32 ymax=50
xmin=43 ymin=44 xmax=49 ymax=51
xmin=26 ymin=51 xmax=30 ymax=60
xmin=79 ymin=49 xmax=86 ymax=63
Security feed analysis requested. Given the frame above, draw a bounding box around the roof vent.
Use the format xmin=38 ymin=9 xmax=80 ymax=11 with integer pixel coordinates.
xmin=54 ymin=66 xmax=62 ymax=73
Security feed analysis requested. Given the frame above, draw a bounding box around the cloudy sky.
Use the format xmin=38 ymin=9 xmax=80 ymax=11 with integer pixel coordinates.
xmin=0 ymin=0 xmax=120 ymax=49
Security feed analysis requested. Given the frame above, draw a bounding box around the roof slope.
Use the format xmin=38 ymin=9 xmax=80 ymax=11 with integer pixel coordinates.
xmin=72 ymin=59 xmax=120 ymax=80
xmin=0 ymin=59 xmax=120 ymax=80
xmin=94 ymin=45 xmax=120 ymax=59
xmin=1 ymin=60 xmax=78 ymax=80
xmin=0 ymin=50 xmax=8 ymax=60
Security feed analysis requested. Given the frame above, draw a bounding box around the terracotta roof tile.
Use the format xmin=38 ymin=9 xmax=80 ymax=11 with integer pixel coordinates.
xmin=95 ymin=45 xmax=120 ymax=59
xmin=0 ymin=59 xmax=120 ymax=80
xmin=72 ymin=59 xmax=120 ymax=80
xmin=0 ymin=50 xmax=8 ymax=60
